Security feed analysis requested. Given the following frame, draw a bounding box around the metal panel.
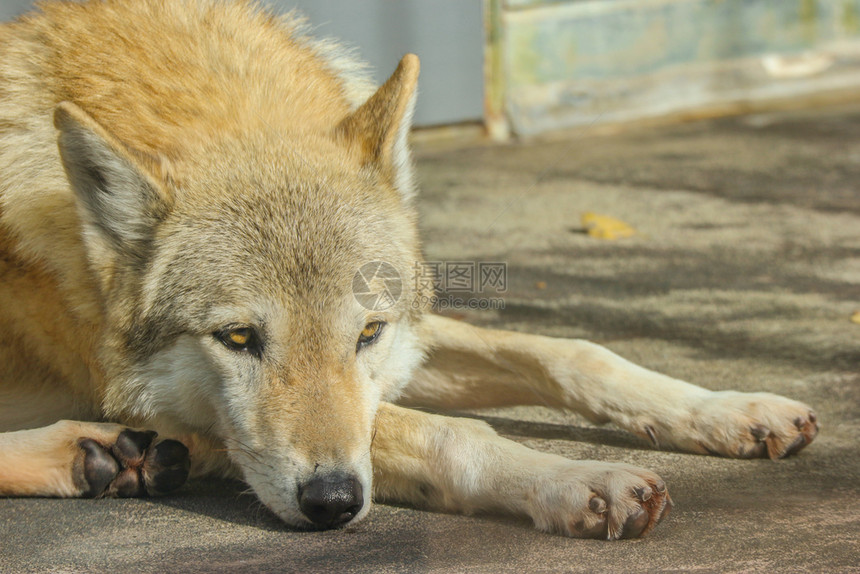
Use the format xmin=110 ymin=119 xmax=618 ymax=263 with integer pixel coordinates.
xmin=283 ymin=0 xmax=485 ymax=127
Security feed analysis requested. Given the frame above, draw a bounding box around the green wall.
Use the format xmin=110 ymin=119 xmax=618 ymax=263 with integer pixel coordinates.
xmin=493 ymin=0 xmax=860 ymax=135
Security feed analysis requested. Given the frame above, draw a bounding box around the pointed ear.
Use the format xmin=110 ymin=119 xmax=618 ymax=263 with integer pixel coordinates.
xmin=54 ymin=102 xmax=172 ymax=260
xmin=336 ymin=54 xmax=420 ymax=200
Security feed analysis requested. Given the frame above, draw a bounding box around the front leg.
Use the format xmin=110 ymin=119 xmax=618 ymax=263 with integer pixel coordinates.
xmin=0 ymin=420 xmax=190 ymax=497
xmin=372 ymin=403 xmax=671 ymax=539
xmin=401 ymin=315 xmax=818 ymax=460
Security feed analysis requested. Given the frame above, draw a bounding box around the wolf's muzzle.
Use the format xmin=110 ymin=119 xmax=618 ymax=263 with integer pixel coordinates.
xmin=297 ymin=473 xmax=364 ymax=529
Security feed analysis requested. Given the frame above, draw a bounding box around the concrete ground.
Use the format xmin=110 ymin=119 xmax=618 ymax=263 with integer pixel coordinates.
xmin=2 ymin=105 xmax=859 ymax=573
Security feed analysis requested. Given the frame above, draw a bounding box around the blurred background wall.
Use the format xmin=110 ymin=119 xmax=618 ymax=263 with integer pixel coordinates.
xmin=0 ymin=0 xmax=485 ymax=128
xmin=4 ymin=0 xmax=860 ymax=137
xmin=489 ymin=0 xmax=860 ymax=137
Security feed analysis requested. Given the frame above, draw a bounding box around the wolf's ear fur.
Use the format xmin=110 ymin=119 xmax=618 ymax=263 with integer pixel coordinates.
xmin=336 ymin=54 xmax=419 ymax=200
xmin=54 ymin=102 xmax=172 ymax=260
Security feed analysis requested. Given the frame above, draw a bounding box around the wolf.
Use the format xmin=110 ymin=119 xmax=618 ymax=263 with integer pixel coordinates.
xmin=0 ymin=0 xmax=818 ymax=540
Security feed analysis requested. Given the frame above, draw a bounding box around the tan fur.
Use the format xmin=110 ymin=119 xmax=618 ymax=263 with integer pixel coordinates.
xmin=0 ymin=0 xmax=818 ymax=540
xmin=0 ymin=420 xmax=126 ymax=496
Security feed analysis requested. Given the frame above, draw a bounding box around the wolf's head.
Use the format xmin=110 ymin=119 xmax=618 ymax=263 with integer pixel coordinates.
xmin=54 ymin=56 xmax=427 ymax=529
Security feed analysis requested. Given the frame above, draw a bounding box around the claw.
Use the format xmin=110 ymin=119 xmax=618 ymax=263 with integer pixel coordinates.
xmin=620 ymin=507 xmax=650 ymax=539
xmin=750 ymin=424 xmax=771 ymax=441
xmin=634 ymin=486 xmax=652 ymax=502
xmin=659 ymin=496 xmax=673 ymax=520
xmin=588 ymin=495 xmax=607 ymax=514
xmin=644 ymin=425 xmax=659 ymax=448
xmin=640 ymin=487 xmax=672 ymax=538
xmin=778 ymin=434 xmax=807 ymax=459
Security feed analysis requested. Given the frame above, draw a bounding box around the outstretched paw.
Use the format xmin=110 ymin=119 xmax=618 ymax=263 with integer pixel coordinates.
xmin=75 ymin=429 xmax=190 ymax=497
xmin=690 ymin=391 xmax=819 ymax=460
xmin=530 ymin=463 xmax=672 ymax=540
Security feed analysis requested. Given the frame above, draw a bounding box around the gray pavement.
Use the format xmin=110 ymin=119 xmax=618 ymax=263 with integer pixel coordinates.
xmin=2 ymin=105 xmax=859 ymax=573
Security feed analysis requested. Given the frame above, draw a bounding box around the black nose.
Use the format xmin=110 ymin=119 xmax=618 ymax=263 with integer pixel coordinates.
xmin=297 ymin=473 xmax=364 ymax=529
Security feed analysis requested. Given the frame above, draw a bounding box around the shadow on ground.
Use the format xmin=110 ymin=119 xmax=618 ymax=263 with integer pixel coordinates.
xmin=2 ymin=105 xmax=859 ymax=573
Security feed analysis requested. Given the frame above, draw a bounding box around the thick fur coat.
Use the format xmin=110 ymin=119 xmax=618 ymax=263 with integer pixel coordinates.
xmin=0 ymin=0 xmax=818 ymax=539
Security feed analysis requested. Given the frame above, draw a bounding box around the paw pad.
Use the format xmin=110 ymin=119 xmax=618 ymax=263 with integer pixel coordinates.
xmin=76 ymin=429 xmax=190 ymax=498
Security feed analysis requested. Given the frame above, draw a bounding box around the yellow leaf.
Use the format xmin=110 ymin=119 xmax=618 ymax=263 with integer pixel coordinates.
xmin=581 ymin=212 xmax=637 ymax=240
xmin=851 ymin=311 xmax=860 ymax=325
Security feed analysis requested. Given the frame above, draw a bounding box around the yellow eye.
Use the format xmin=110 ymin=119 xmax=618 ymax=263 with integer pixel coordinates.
xmin=216 ymin=326 xmax=261 ymax=357
xmin=357 ymin=321 xmax=385 ymax=350
xmin=228 ymin=330 xmax=249 ymax=346
xmin=361 ymin=322 xmax=381 ymax=338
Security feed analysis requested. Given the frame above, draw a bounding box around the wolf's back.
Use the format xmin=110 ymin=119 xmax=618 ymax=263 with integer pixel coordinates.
xmin=0 ymin=0 xmax=374 ymax=157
